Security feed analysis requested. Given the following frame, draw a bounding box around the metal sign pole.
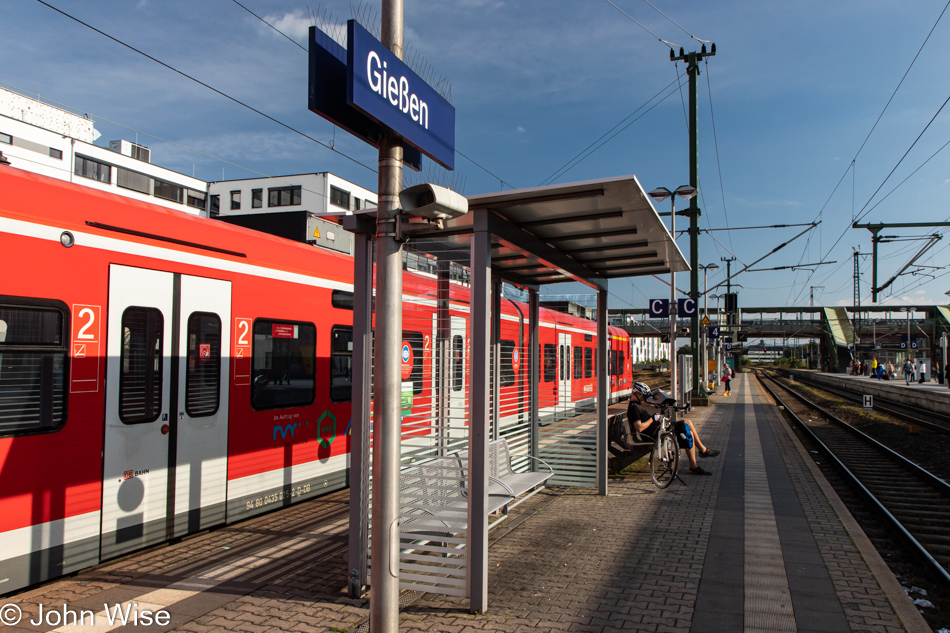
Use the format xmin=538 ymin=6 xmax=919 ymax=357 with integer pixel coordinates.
xmin=369 ymin=1 xmax=404 ymax=631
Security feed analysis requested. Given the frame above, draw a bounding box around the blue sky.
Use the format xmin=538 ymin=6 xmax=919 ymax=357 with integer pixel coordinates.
xmin=4 ymin=0 xmax=950 ymax=311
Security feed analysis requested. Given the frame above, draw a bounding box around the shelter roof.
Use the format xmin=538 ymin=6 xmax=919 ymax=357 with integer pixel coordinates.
xmin=346 ymin=175 xmax=689 ymax=291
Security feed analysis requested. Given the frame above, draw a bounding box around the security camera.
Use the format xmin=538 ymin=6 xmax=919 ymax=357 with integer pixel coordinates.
xmin=399 ymin=183 xmax=468 ymax=222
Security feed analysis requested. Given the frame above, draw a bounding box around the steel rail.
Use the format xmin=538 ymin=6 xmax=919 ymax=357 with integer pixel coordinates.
xmin=755 ymin=370 xmax=950 ymax=585
xmin=779 ymin=369 xmax=950 ymax=434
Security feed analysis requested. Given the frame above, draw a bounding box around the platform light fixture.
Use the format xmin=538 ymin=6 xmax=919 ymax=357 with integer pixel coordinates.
xmin=648 ymin=184 xmax=696 ymax=413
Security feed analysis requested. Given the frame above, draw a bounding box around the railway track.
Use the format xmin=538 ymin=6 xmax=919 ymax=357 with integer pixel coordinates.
xmin=772 ymin=368 xmax=950 ymax=434
xmin=755 ymin=370 xmax=950 ymax=585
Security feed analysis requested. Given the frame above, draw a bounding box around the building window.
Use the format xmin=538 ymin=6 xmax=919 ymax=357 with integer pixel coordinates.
xmin=116 ymin=166 xmax=151 ymax=194
xmin=251 ymin=319 xmax=316 ymax=410
xmin=209 ymin=194 xmax=220 ymax=216
xmin=252 ymin=189 xmax=262 ymax=208
xmin=354 ymin=197 xmax=362 ymax=211
xmin=330 ymin=186 xmax=350 ymax=209
xmin=330 ymin=326 xmax=353 ymax=402
xmin=49 ymin=148 xmax=63 ymax=160
xmin=268 ymin=186 xmax=301 ymax=207
xmin=186 ymin=189 xmax=206 ymax=210
xmin=230 ymin=190 xmax=241 ymax=210
xmin=154 ymin=179 xmax=184 ymax=204
xmin=0 ymin=298 xmax=69 ymax=437
xmin=0 ymin=132 xmax=11 ymax=145
xmin=185 ymin=313 xmax=221 ymax=417
xmin=75 ymin=155 xmax=111 ymax=184
xmin=119 ymin=307 xmax=164 ymax=424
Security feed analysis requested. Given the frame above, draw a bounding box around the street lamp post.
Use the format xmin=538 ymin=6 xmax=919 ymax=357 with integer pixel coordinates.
xmin=699 ymin=263 xmax=719 ymax=391
xmin=710 ymin=293 xmax=720 ymax=388
xmin=648 ymin=185 xmax=696 ymax=413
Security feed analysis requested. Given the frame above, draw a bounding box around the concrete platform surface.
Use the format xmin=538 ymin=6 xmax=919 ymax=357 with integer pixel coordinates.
xmin=0 ymin=373 xmax=928 ymax=632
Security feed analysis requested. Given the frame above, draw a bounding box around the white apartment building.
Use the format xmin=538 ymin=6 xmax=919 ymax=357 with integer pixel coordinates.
xmin=0 ymin=87 xmax=208 ymax=215
xmin=208 ymin=173 xmax=376 ymax=218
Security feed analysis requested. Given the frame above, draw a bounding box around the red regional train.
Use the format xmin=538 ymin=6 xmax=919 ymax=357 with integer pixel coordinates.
xmin=0 ymin=166 xmax=634 ymax=594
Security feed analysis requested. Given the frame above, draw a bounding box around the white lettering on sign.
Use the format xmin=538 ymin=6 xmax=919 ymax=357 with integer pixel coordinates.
xmin=367 ymin=50 xmax=429 ymax=129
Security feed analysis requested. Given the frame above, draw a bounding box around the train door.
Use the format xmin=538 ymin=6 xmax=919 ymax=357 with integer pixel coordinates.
xmin=448 ymin=315 xmax=467 ymax=439
xmin=101 ymin=265 xmax=231 ymax=559
xmin=558 ymin=332 xmax=571 ymax=417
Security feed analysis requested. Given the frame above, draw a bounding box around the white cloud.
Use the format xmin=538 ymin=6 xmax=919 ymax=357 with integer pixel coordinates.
xmin=261 ymin=10 xmax=312 ymax=44
xmin=517 ymin=126 xmax=525 ymax=133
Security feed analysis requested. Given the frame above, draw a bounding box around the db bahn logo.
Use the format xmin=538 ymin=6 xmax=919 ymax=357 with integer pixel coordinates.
xmin=401 ymin=342 xmax=414 ymax=380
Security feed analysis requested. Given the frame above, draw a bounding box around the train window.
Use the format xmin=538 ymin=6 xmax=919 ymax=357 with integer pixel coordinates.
xmin=403 ymin=331 xmax=425 ymax=395
xmin=251 ymin=319 xmax=316 ymax=410
xmin=543 ymin=344 xmax=556 ymax=382
xmin=610 ymin=350 xmax=618 ymax=377
xmin=0 ymin=299 xmax=69 ymax=436
xmin=119 ymin=307 xmax=164 ymax=424
xmin=252 ymin=189 xmax=263 ymax=208
xmin=573 ymin=345 xmax=582 ymax=380
xmin=584 ymin=348 xmax=592 ymax=378
xmin=619 ymin=351 xmax=625 ymax=374
xmin=330 ymin=326 xmax=353 ymax=402
xmin=500 ymin=339 xmax=515 ymax=387
xmin=452 ymin=335 xmax=463 ymax=392
xmin=593 ymin=348 xmax=596 ymax=378
xmin=185 ymin=313 xmax=221 ymax=417
xmin=332 ymin=290 xmax=354 ymax=310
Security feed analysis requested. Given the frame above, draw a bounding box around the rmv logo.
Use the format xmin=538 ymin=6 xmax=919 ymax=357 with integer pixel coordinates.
xmin=274 ymin=423 xmax=301 ymax=441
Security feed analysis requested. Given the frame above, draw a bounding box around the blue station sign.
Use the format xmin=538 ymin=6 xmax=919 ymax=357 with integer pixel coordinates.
xmin=346 ymin=20 xmax=456 ymax=169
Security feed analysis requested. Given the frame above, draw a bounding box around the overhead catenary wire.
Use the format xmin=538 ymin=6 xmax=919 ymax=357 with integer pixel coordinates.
xmin=538 ymin=75 xmax=683 ymax=186
xmin=33 ymin=0 xmax=380 ymax=175
xmin=0 ymin=80 xmax=345 ymax=205
xmin=786 ymin=0 xmax=950 ymax=305
xmin=231 ymin=0 xmax=513 ymax=189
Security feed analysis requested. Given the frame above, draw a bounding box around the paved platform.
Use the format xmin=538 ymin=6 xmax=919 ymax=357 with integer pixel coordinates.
xmin=790 ymin=368 xmax=950 ymax=414
xmin=0 ymin=374 xmax=929 ymax=632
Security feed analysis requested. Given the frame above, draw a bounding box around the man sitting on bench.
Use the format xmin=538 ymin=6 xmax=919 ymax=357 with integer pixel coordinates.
xmin=627 ymin=382 xmax=719 ymax=476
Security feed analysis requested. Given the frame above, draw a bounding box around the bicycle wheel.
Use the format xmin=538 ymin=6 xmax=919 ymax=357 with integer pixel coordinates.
xmin=650 ymin=432 xmax=679 ymax=489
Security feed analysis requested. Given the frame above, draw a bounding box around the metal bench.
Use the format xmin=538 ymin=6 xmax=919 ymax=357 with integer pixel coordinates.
xmin=607 ymin=413 xmax=654 ymax=474
xmin=399 ymin=439 xmax=553 ymax=537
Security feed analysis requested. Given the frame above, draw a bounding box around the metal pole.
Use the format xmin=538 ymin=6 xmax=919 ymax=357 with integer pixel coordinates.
xmin=348 ymin=230 xmax=373 ymax=599
xmin=370 ymin=0 xmax=403 ymax=630
xmin=687 ymin=53 xmax=701 ymax=397
xmin=669 ymin=196 xmax=677 ymax=416
xmin=596 ymin=288 xmax=608 ymax=495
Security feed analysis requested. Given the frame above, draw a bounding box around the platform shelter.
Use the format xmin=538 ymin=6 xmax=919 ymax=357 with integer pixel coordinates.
xmin=344 ymin=175 xmax=688 ymax=613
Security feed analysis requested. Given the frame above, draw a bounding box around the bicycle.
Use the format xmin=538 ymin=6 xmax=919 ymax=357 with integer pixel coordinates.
xmin=644 ymin=391 xmax=690 ymax=489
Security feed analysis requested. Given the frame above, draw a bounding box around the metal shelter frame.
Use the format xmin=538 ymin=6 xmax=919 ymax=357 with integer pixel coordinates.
xmin=344 ymin=175 xmax=688 ymax=613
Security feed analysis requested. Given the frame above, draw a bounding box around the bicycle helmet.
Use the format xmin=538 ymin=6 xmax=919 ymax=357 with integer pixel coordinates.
xmin=632 ymin=382 xmax=652 ymax=397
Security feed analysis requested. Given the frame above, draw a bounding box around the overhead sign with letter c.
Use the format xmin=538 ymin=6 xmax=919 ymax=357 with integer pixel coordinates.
xmin=649 ymin=299 xmax=670 ymax=318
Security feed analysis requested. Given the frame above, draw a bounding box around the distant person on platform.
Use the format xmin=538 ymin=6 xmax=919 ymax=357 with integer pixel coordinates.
xmin=945 ymin=362 xmax=950 ymax=389
xmin=903 ymin=359 xmax=914 ymax=385
xmin=871 ymin=356 xmax=878 ymax=379
xmin=887 ymin=361 xmax=896 ymax=381
xmin=722 ymin=366 xmax=732 ymax=396
xmin=627 ymin=382 xmax=719 ymax=476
